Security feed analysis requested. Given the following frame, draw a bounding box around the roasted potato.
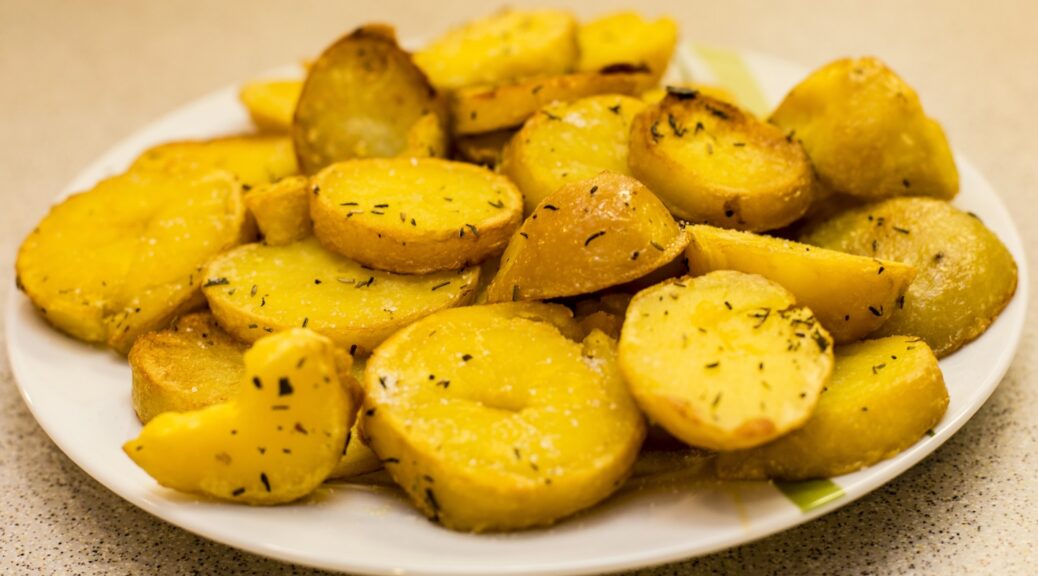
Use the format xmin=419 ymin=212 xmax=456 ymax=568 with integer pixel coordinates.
xmin=239 ymin=79 xmax=303 ymax=132
xmin=202 ymin=237 xmax=479 ymax=355
xmin=577 ymin=11 xmax=678 ymax=84
xmin=628 ymin=89 xmax=814 ymax=231
xmin=310 ymin=158 xmax=522 ymax=273
xmin=450 ymin=66 xmax=654 ymax=134
xmin=486 ymin=173 xmax=689 ymax=302
xmin=618 ymin=271 xmax=834 ymax=451
xmin=131 ymin=135 xmax=298 ymax=189
xmin=243 ymin=175 xmax=312 ymax=245
xmin=686 ymin=225 xmax=916 ymax=343
xmin=641 ymin=83 xmax=738 ymax=106
xmin=501 ymin=94 xmax=647 ymax=214
xmin=799 ymin=197 xmax=1017 ymax=356
xmin=124 ymin=329 xmax=355 ymax=504
xmin=16 ymin=167 xmax=247 ymax=352
xmin=455 ymin=130 xmax=514 ymax=167
xmin=770 ymin=57 xmax=958 ymax=200
xmin=293 ymin=25 xmax=444 ymax=174
xmin=414 ymin=9 xmax=578 ymax=90
xmin=716 ymin=336 xmax=948 ymax=480
xmin=400 ymin=112 xmax=449 ymax=159
xmin=361 ymin=304 xmax=645 ymax=531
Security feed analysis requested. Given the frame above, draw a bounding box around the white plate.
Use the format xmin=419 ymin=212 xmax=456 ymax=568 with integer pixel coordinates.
xmin=6 ymin=46 xmax=1028 ymax=576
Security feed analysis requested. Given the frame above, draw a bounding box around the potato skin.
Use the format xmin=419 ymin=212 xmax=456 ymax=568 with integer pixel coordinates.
xmin=238 ymin=79 xmax=302 ymax=132
xmin=244 ymin=175 xmax=312 ymax=245
xmin=577 ymin=11 xmax=678 ymax=84
xmin=629 ymin=91 xmax=814 ymax=231
xmin=716 ymin=336 xmax=948 ymax=480
xmin=770 ymin=56 xmax=958 ymax=200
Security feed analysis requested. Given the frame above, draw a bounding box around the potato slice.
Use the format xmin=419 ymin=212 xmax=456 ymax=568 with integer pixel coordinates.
xmin=618 ymin=271 xmax=834 ymax=451
xmin=716 ymin=336 xmax=948 ymax=480
xmin=486 ymin=173 xmax=688 ymax=302
xmin=686 ymin=225 xmax=916 ymax=343
xmin=501 ymin=94 xmax=647 ymax=214
xmin=131 ymin=135 xmax=298 ymax=189
xmin=400 ymin=112 xmax=449 ymax=159
xmin=450 ymin=66 xmax=654 ymax=134
xmin=414 ymin=9 xmax=578 ymax=90
xmin=629 ymin=89 xmax=814 ymax=231
xmin=455 ymin=130 xmax=514 ymax=167
xmin=201 ymin=237 xmax=479 ymax=355
xmin=770 ymin=57 xmax=958 ymax=200
xmin=243 ymin=175 xmax=312 ymax=245
xmin=361 ymin=304 xmax=645 ymax=531
xmin=799 ymin=197 xmax=1017 ymax=356
xmin=123 ymin=329 xmax=354 ymax=504
xmin=641 ymin=83 xmax=738 ymax=106
xmin=310 ymin=158 xmax=522 ymax=273
xmin=239 ymin=79 xmax=303 ymax=132
xmin=16 ymin=167 xmax=246 ymax=352
xmin=293 ymin=25 xmax=444 ymax=174
xmin=577 ymin=11 xmax=678 ymax=84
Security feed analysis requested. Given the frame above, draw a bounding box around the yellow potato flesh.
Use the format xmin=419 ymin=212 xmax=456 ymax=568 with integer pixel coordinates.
xmin=400 ymin=113 xmax=449 ymax=159
xmin=577 ymin=11 xmax=678 ymax=82
xmin=131 ymin=136 xmax=298 ymax=189
xmin=238 ymin=79 xmax=303 ymax=132
xmin=243 ymin=175 xmax=312 ymax=245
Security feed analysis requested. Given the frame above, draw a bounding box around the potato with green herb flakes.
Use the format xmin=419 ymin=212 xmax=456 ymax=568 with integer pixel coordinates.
xmin=629 ymin=89 xmax=814 ymax=231
xmin=686 ymin=225 xmax=916 ymax=343
xmin=202 ymin=237 xmax=479 ymax=355
xmin=414 ymin=9 xmax=578 ymax=90
xmin=716 ymin=336 xmax=948 ymax=480
xmin=310 ymin=158 xmax=522 ymax=273
xmin=486 ymin=173 xmax=689 ymax=302
xmin=641 ymin=83 xmax=738 ymax=106
xmin=243 ymin=175 xmax=312 ymax=245
xmin=131 ymin=135 xmax=298 ymax=189
xmin=361 ymin=304 xmax=645 ymax=531
xmin=124 ymin=329 xmax=354 ymax=504
xmin=577 ymin=11 xmax=678 ymax=84
xmin=799 ymin=197 xmax=1017 ymax=356
xmin=770 ymin=57 xmax=958 ymax=200
xmin=239 ymin=79 xmax=302 ymax=132
xmin=293 ymin=25 xmax=444 ymax=174
xmin=619 ymin=271 xmax=834 ymax=451
xmin=501 ymin=95 xmax=646 ymax=215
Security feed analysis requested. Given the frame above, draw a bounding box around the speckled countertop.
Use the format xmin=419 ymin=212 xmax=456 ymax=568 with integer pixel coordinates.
xmin=2 ymin=1 xmax=1037 ymax=574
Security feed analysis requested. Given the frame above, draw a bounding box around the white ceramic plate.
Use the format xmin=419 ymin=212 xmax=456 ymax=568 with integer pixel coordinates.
xmin=7 ymin=46 xmax=1028 ymax=576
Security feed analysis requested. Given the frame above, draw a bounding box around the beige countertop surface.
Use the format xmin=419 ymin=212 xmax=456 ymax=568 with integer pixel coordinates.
xmin=2 ymin=1 xmax=1036 ymax=574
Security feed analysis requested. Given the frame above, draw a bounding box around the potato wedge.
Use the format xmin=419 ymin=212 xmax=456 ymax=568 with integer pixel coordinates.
xmin=414 ymin=9 xmax=578 ymax=90
xmin=361 ymin=304 xmax=645 ymax=531
xmin=629 ymin=89 xmax=814 ymax=231
xmin=293 ymin=25 xmax=444 ymax=174
xmin=686 ymin=225 xmax=916 ymax=343
xmin=202 ymin=237 xmax=479 ymax=355
xmin=618 ymin=271 xmax=835 ymax=451
xmin=400 ymin=112 xmax=449 ymax=159
xmin=799 ymin=197 xmax=1017 ymax=356
xmin=770 ymin=57 xmax=958 ymax=200
xmin=455 ymin=130 xmax=514 ymax=167
xmin=124 ymin=329 xmax=354 ymax=504
xmin=501 ymin=94 xmax=647 ymax=214
xmin=486 ymin=173 xmax=689 ymax=302
xmin=311 ymin=158 xmax=522 ymax=273
xmin=451 ymin=66 xmax=655 ymax=135
xmin=16 ymin=167 xmax=246 ymax=352
xmin=239 ymin=79 xmax=303 ymax=132
xmin=243 ymin=175 xmax=312 ymax=245
xmin=577 ymin=11 xmax=678 ymax=84
xmin=131 ymin=135 xmax=298 ymax=189
xmin=716 ymin=336 xmax=948 ymax=480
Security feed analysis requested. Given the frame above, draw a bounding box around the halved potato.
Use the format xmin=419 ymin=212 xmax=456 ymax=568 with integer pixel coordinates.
xmin=770 ymin=57 xmax=958 ymax=200
xmin=451 ymin=66 xmax=654 ymax=134
xmin=618 ymin=271 xmax=834 ymax=451
xmin=400 ymin=112 xmax=449 ymax=159
xmin=293 ymin=25 xmax=444 ymax=174
xmin=799 ymin=197 xmax=1017 ymax=356
xmin=455 ymin=130 xmax=514 ymax=167
xmin=243 ymin=175 xmax=312 ymax=245
xmin=628 ymin=89 xmax=814 ymax=231
xmin=124 ymin=329 xmax=355 ymax=504
xmin=131 ymin=136 xmax=298 ymax=189
xmin=310 ymin=158 xmax=522 ymax=273
xmin=414 ymin=9 xmax=578 ymax=90
xmin=16 ymin=167 xmax=246 ymax=352
xmin=716 ymin=336 xmax=948 ymax=480
xmin=486 ymin=173 xmax=689 ymax=302
xmin=239 ymin=79 xmax=303 ymax=132
xmin=686 ymin=225 xmax=916 ymax=343
xmin=577 ymin=11 xmax=678 ymax=84
xmin=201 ymin=237 xmax=479 ymax=355
xmin=501 ymin=94 xmax=647 ymax=214
xmin=361 ymin=304 xmax=645 ymax=531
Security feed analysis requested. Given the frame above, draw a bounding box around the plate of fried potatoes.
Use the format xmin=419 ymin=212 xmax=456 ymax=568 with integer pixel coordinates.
xmin=7 ymin=8 xmax=1027 ymax=576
